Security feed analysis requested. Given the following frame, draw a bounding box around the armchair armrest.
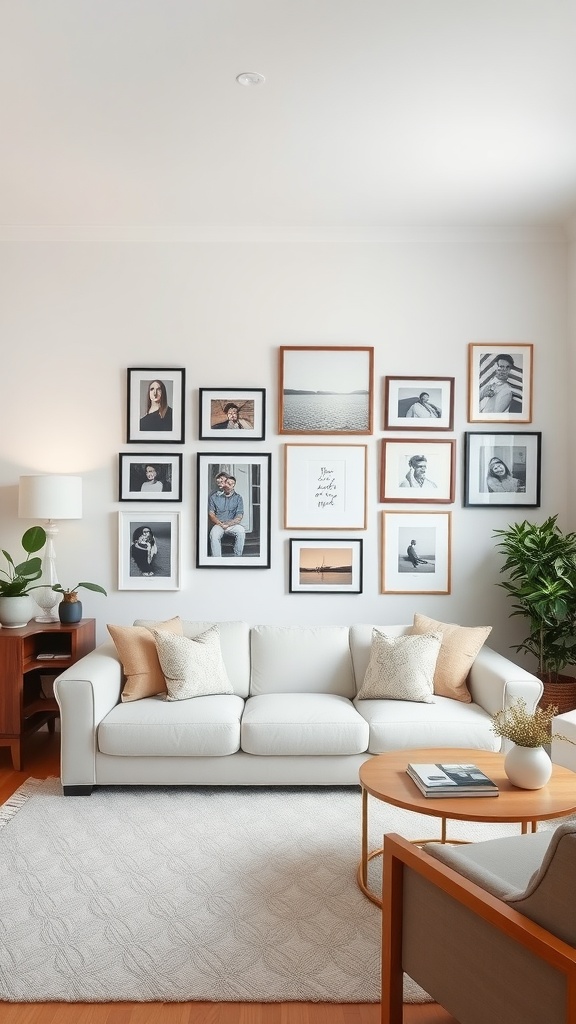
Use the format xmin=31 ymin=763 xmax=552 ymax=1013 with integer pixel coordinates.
xmin=382 ymin=833 xmax=576 ymax=1024
xmin=54 ymin=640 xmax=123 ymax=788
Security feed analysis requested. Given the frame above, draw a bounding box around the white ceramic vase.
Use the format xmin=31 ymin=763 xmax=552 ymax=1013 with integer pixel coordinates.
xmin=0 ymin=595 xmax=36 ymax=628
xmin=504 ymin=743 xmax=552 ymax=790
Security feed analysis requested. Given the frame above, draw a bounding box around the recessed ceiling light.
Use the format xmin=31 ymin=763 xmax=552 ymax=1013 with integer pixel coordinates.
xmin=236 ymin=72 xmax=265 ymax=87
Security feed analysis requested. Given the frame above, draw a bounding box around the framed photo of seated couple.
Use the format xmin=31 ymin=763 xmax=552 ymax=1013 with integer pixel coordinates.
xmin=381 ymin=511 xmax=452 ymax=594
xmin=468 ymin=343 xmax=533 ymax=423
xmin=380 ymin=439 xmax=456 ymax=503
xmin=384 ymin=376 xmax=454 ymax=430
xmin=198 ymin=388 xmax=266 ymax=440
xmin=196 ymin=453 xmax=271 ymax=568
xmin=464 ymin=432 xmax=542 ymax=507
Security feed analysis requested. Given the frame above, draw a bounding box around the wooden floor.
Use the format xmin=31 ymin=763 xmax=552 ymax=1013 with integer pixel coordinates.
xmin=0 ymin=729 xmax=459 ymax=1024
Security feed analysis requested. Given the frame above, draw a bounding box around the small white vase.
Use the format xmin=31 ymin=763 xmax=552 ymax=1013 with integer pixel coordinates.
xmin=0 ymin=595 xmax=36 ymax=628
xmin=504 ymin=744 xmax=552 ymax=790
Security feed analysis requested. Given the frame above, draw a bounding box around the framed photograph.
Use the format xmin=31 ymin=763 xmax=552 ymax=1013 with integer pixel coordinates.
xmin=199 ymin=388 xmax=266 ymax=440
xmin=127 ymin=367 xmax=186 ymax=443
xmin=279 ymin=346 xmax=374 ymax=434
xmin=380 ymin=439 xmax=456 ymax=503
xmin=464 ymin=432 xmax=542 ymax=507
xmin=384 ymin=376 xmax=454 ymax=430
xmin=118 ymin=453 xmax=183 ymax=502
xmin=289 ymin=539 xmax=363 ymax=594
xmin=196 ymin=453 xmax=271 ymax=568
xmin=381 ymin=511 xmax=452 ymax=595
xmin=284 ymin=444 xmax=368 ymax=530
xmin=118 ymin=511 xmax=181 ymax=590
xmin=468 ymin=343 xmax=533 ymax=423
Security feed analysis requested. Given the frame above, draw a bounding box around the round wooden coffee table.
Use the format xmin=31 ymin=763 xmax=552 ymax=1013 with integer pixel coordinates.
xmin=358 ymin=747 xmax=576 ymax=906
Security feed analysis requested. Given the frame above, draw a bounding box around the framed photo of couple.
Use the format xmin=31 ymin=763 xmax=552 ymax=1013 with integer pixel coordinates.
xmin=196 ymin=453 xmax=271 ymax=568
xmin=381 ymin=511 xmax=452 ymax=595
xmin=384 ymin=376 xmax=454 ymax=430
xmin=464 ymin=432 xmax=541 ymax=507
xmin=468 ymin=343 xmax=533 ymax=423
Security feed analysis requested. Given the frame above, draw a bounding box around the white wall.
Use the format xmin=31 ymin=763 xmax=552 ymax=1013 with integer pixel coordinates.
xmin=0 ymin=226 xmax=568 ymax=661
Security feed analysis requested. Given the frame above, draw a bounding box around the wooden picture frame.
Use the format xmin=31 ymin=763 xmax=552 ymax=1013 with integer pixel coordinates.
xmin=196 ymin=453 xmax=271 ymax=568
xmin=464 ymin=432 xmax=542 ymax=507
xmin=384 ymin=376 xmax=454 ymax=430
xmin=279 ymin=346 xmax=374 ymax=434
xmin=468 ymin=344 xmax=533 ymax=423
xmin=198 ymin=388 xmax=266 ymax=440
xmin=289 ymin=538 xmax=363 ymax=594
xmin=118 ymin=511 xmax=181 ymax=590
xmin=127 ymin=367 xmax=186 ymax=443
xmin=284 ymin=444 xmax=368 ymax=530
xmin=118 ymin=453 xmax=183 ymax=502
xmin=381 ymin=511 xmax=452 ymax=595
xmin=380 ymin=439 xmax=456 ymax=503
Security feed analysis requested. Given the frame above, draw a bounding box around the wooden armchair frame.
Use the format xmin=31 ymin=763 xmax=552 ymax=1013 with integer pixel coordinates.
xmin=381 ymin=832 xmax=576 ymax=1024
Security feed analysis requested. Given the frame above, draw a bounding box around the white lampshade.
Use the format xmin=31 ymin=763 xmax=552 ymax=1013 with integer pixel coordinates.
xmin=18 ymin=475 xmax=83 ymax=521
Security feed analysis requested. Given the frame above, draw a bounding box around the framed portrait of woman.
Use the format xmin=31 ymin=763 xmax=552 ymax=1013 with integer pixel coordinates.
xmin=127 ymin=367 xmax=186 ymax=443
xmin=118 ymin=453 xmax=183 ymax=501
xmin=464 ymin=432 xmax=541 ymax=507
xmin=118 ymin=511 xmax=181 ymax=590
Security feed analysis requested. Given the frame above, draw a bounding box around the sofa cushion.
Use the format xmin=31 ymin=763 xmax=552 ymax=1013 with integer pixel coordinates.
xmin=241 ymin=693 xmax=369 ymax=755
xmin=250 ymin=625 xmax=355 ymax=697
xmin=98 ymin=693 xmax=245 ymax=757
xmin=153 ymin=626 xmax=233 ymax=701
xmin=409 ymin=614 xmax=492 ymax=703
xmin=108 ymin=616 xmax=183 ymax=702
xmin=353 ymin=694 xmax=499 ymax=753
xmin=356 ymin=629 xmax=440 ymax=703
xmin=135 ymin=619 xmax=251 ymax=697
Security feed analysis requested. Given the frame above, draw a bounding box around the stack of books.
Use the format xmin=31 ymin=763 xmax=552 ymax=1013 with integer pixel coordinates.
xmin=407 ymin=762 xmax=499 ymax=798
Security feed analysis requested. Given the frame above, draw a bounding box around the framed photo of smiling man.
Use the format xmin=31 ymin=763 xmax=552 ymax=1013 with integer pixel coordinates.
xmin=468 ymin=343 xmax=533 ymax=423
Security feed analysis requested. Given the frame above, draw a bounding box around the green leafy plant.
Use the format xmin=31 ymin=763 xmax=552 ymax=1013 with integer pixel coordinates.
xmin=491 ymin=698 xmax=575 ymax=748
xmin=0 ymin=526 xmax=47 ymax=596
xmin=493 ymin=516 xmax=576 ymax=681
xmin=52 ymin=582 xmax=107 ymax=602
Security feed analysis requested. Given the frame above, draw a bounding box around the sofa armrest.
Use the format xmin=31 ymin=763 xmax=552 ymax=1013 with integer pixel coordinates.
xmin=468 ymin=644 xmax=542 ymax=717
xmin=54 ymin=640 xmax=123 ymax=788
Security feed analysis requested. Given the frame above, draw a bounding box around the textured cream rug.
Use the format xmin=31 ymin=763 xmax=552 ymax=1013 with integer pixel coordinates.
xmin=0 ymin=778 xmax=551 ymax=1004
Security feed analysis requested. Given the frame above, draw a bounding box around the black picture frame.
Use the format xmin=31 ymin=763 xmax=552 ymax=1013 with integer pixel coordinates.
xmin=118 ymin=453 xmax=183 ymax=502
xmin=198 ymin=388 xmax=266 ymax=440
xmin=127 ymin=367 xmax=186 ymax=443
xmin=196 ymin=453 xmax=271 ymax=568
xmin=289 ymin=538 xmax=363 ymax=593
xmin=464 ymin=432 xmax=542 ymax=507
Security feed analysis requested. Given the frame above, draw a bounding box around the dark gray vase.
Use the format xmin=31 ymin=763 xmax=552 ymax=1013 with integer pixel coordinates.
xmin=58 ymin=600 xmax=82 ymax=624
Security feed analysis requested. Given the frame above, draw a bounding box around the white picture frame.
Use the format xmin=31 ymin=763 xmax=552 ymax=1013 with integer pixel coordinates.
xmin=381 ymin=511 xmax=452 ymax=595
xmin=118 ymin=511 xmax=181 ymax=590
xmin=284 ymin=444 xmax=368 ymax=530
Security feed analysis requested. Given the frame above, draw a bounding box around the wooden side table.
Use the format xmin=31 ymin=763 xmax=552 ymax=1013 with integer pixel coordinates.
xmin=0 ymin=618 xmax=95 ymax=770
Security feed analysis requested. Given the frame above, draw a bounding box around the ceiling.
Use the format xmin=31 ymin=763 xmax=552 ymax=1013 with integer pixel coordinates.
xmin=2 ymin=0 xmax=576 ymax=229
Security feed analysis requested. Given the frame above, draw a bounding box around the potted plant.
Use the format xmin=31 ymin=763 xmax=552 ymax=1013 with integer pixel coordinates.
xmin=52 ymin=581 xmax=107 ymax=624
xmin=0 ymin=526 xmax=47 ymax=627
xmin=491 ymin=698 xmax=574 ymax=789
xmin=493 ymin=516 xmax=576 ymax=713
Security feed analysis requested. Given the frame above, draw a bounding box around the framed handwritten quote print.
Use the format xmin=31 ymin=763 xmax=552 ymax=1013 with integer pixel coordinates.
xmin=284 ymin=444 xmax=368 ymax=530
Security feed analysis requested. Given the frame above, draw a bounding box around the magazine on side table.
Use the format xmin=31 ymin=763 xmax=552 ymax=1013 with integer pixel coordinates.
xmin=407 ymin=762 xmax=499 ymax=798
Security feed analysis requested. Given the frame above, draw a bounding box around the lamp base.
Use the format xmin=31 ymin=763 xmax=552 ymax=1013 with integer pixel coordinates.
xmin=34 ymin=612 xmax=60 ymax=623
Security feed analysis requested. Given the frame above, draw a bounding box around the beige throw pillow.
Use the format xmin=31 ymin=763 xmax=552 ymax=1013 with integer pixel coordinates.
xmin=108 ymin=616 xmax=183 ymax=702
xmin=356 ymin=629 xmax=441 ymax=703
xmin=152 ymin=625 xmax=233 ymax=701
xmin=409 ymin=613 xmax=492 ymax=703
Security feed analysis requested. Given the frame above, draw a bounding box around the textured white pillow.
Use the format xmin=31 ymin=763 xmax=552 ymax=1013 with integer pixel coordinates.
xmin=152 ymin=625 xmax=233 ymax=701
xmin=356 ymin=629 xmax=441 ymax=702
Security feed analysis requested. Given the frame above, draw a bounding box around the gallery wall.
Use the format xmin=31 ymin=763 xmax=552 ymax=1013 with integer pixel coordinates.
xmin=0 ymin=225 xmax=569 ymax=666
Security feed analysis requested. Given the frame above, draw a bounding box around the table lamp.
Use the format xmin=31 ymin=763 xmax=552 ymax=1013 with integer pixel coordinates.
xmin=18 ymin=475 xmax=83 ymax=622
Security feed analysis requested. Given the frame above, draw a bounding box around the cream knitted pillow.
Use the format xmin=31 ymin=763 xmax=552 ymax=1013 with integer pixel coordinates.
xmin=356 ymin=629 xmax=441 ymax=702
xmin=152 ymin=624 xmax=233 ymax=701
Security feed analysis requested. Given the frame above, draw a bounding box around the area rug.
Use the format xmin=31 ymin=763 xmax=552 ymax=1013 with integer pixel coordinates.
xmin=0 ymin=778 xmax=556 ymax=1004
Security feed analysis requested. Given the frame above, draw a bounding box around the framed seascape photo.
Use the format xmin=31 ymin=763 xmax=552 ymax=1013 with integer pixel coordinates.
xmin=468 ymin=343 xmax=533 ymax=423
xmin=118 ymin=511 xmax=181 ymax=590
xmin=118 ymin=453 xmax=183 ymax=502
xmin=384 ymin=376 xmax=454 ymax=430
xmin=127 ymin=367 xmax=186 ymax=443
xmin=381 ymin=511 xmax=452 ymax=595
xmin=278 ymin=346 xmax=374 ymax=434
xmin=289 ymin=539 xmax=363 ymax=594
xmin=196 ymin=453 xmax=271 ymax=568
xmin=380 ymin=439 xmax=456 ymax=503
xmin=284 ymin=444 xmax=368 ymax=530
xmin=198 ymin=388 xmax=266 ymax=440
xmin=464 ymin=432 xmax=542 ymax=507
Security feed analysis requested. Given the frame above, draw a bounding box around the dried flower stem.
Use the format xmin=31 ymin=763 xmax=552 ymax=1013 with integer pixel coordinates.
xmin=491 ymin=698 xmax=575 ymax=748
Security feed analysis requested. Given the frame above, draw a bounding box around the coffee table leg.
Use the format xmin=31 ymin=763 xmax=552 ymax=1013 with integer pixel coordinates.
xmin=361 ymin=786 xmax=368 ymax=888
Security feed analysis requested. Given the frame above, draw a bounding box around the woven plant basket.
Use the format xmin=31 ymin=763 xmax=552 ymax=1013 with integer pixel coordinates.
xmin=539 ymin=674 xmax=576 ymax=716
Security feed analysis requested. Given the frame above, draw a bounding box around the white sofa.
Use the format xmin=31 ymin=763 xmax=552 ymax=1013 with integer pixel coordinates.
xmin=54 ymin=620 xmax=543 ymax=794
